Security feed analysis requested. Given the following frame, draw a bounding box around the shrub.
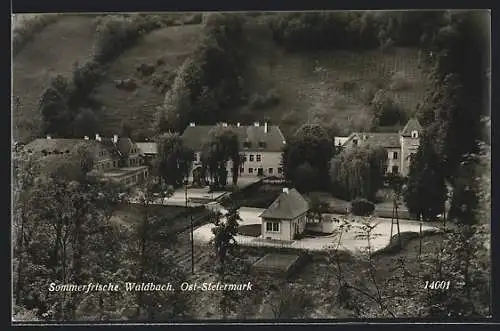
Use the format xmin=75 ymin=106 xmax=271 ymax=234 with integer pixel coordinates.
xmin=350 ymin=198 xmax=375 ymax=216
xmin=389 ymin=72 xmax=413 ymax=91
xmin=370 ymin=89 xmax=407 ymax=126
xmin=249 ymin=89 xmax=280 ymax=110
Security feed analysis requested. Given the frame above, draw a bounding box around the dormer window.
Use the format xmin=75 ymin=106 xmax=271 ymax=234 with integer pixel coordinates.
xmin=243 ymin=141 xmax=251 ymax=148
xmin=411 ymin=130 xmax=419 ymax=138
xmin=353 ymin=139 xmax=358 ymax=146
xmin=258 ymin=141 xmax=266 ymax=148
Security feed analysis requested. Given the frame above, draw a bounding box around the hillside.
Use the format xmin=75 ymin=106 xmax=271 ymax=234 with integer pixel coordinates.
xmin=238 ymin=19 xmax=429 ymax=137
xmin=93 ymin=24 xmax=203 ymax=137
xmin=13 ymin=14 xmax=97 ymax=141
xmin=13 ymin=14 xmax=429 ymax=141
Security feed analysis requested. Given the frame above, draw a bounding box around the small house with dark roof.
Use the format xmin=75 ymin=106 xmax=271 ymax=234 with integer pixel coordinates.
xmin=259 ymin=188 xmax=309 ymax=241
xmin=181 ymin=122 xmax=286 ymax=179
xmin=336 ymin=118 xmax=422 ymax=176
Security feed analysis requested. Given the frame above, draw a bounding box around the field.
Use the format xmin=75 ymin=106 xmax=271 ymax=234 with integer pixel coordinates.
xmin=12 ymin=14 xmax=98 ymax=141
xmin=93 ymin=24 xmax=203 ymax=136
xmin=239 ymin=19 xmax=429 ymax=137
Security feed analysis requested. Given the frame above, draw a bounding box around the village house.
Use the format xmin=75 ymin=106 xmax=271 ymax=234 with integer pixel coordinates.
xmin=23 ymin=134 xmax=149 ymax=187
xmin=259 ymin=188 xmax=309 ymax=241
xmin=181 ymin=122 xmax=287 ymax=179
xmin=336 ymin=118 xmax=422 ymax=176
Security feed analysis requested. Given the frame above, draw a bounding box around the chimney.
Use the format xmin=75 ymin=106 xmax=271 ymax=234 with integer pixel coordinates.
xmin=222 ymin=122 xmax=228 ymax=127
xmin=264 ymin=122 xmax=268 ymax=133
xmin=282 ymin=187 xmax=289 ymax=194
xmin=113 ymin=134 xmax=118 ymax=144
xmin=95 ymin=134 xmax=101 ymax=142
xmin=46 ymin=135 xmax=52 ymax=139
xmin=237 ymin=122 xmax=240 ymax=127
xmin=189 ymin=122 xmax=196 ymax=127
xmin=84 ymin=136 xmax=89 ymax=140
xmin=254 ymin=122 xmax=260 ymax=127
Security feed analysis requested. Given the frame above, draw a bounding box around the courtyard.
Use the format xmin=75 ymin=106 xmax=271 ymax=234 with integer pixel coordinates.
xmin=192 ymin=207 xmax=440 ymax=254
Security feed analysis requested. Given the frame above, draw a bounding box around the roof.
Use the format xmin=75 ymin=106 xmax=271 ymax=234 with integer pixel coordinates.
xmin=136 ymin=142 xmax=157 ymax=155
xmin=259 ymin=188 xmax=309 ymax=220
xmin=400 ymin=118 xmax=422 ymax=137
xmin=24 ymin=138 xmax=96 ymax=154
xmin=181 ymin=124 xmax=286 ymax=152
xmin=334 ymin=136 xmax=349 ymax=146
xmin=343 ymin=132 xmax=401 ymax=148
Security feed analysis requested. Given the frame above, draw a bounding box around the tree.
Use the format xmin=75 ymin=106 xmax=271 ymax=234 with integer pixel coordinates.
xmin=40 ymin=75 xmax=72 ymax=137
xmin=330 ymin=145 xmax=387 ymax=201
xmin=130 ymin=179 xmax=189 ymax=320
xmin=201 ymin=125 xmax=240 ymax=189
xmin=120 ymin=121 xmax=133 ymax=138
xmin=403 ymin=134 xmax=447 ymax=221
xmin=294 ymin=162 xmax=317 ymax=193
xmin=281 ymin=124 xmax=334 ymax=192
xmin=72 ymin=108 xmax=99 ymax=138
xmin=156 ymin=132 xmax=194 ymax=188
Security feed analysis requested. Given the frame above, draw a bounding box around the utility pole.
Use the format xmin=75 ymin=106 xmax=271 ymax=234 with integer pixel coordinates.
xmin=185 ymin=179 xmax=195 ymax=275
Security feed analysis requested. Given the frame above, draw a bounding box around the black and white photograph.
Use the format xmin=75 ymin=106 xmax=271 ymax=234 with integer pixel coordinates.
xmin=11 ymin=10 xmax=491 ymax=322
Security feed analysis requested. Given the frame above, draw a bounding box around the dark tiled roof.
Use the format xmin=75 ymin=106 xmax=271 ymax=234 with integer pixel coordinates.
xmin=343 ymin=132 xmax=401 ymax=148
xmin=259 ymin=188 xmax=309 ymax=220
xmin=181 ymin=124 xmax=286 ymax=152
xmin=400 ymin=118 xmax=422 ymax=137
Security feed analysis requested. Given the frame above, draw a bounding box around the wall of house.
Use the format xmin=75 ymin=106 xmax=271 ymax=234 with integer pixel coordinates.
xmin=92 ymin=145 xmax=116 ymax=172
xmin=386 ymin=147 xmax=402 ymax=174
xmin=400 ymin=136 xmax=420 ymax=176
xmin=110 ymin=167 xmax=149 ymax=187
xmin=261 ymin=218 xmax=290 ymax=241
xmin=191 ymin=151 xmax=283 ymax=178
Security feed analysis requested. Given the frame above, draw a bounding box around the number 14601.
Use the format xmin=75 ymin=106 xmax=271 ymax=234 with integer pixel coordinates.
xmin=424 ymin=280 xmax=450 ymax=290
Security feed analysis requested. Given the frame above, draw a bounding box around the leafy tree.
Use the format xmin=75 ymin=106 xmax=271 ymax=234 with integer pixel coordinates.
xmin=281 ymin=124 xmax=334 ymax=192
xmin=156 ymin=132 xmax=194 ymax=188
xmin=403 ymin=134 xmax=447 ymax=221
xmin=294 ymin=162 xmax=317 ymax=193
xmin=370 ymin=89 xmax=407 ymax=127
xmin=330 ymin=145 xmax=387 ymax=201
xmin=201 ymin=125 xmax=240 ymax=189
xmin=120 ymin=121 xmax=133 ymax=138
xmin=40 ymin=75 xmax=72 ymax=137
xmin=72 ymin=108 xmax=99 ymax=138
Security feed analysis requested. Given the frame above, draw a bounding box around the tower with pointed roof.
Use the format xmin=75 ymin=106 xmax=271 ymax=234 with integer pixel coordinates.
xmin=399 ymin=118 xmax=422 ymax=176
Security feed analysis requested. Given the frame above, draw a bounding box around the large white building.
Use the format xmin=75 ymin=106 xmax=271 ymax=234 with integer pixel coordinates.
xmin=181 ymin=122 xmax=286 ymax=179
xmin=337 ymin=118 xmax=422 ymax=176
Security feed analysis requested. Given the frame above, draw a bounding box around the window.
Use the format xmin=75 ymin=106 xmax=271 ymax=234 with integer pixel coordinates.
xmin=353 ymin=139 xmax=358 ymax=146
xmin=266 ymin=221 xmax=280 ymax=232
xmin=392 ymin=165 xmax=399 ymax=173
xmin=240 ymin=167 xmax=244 ymax=173
xmin=249 ymin=168 xmax=253 ymax=174
xmin=243 ymin=141 xmax=251 ymax=148
xmin=268 ymin=168 xmax=273 ymax=174
xmin=411 ymin=130 xmax=419 ymax=138
xmin=258 ymin=141 xmax=266 ymax=148
xmin=278 ymin=167 xmax=283 ymax=174
xmin=393 ymin=151 xmax=398 ymax=160
xmin=249 ymin=155 xmax=254 ymax=162
xmin=256 ymin=154 xmax=261 ymax=162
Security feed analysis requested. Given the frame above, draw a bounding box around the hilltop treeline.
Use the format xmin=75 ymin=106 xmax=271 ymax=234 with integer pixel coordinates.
xmin=156 ymin=13 xmax=246 ymax=133
xmin=268 ymin=11 xmax=445 ymax=51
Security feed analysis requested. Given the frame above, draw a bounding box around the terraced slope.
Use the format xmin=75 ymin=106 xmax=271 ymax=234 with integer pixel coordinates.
xmin=240 ymin=20 xmax=429 ymax=137
xmin=13 ymin=14 xmax=97 ymax=141
xmin=93 ymin=24 xmax=203 ymax=136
